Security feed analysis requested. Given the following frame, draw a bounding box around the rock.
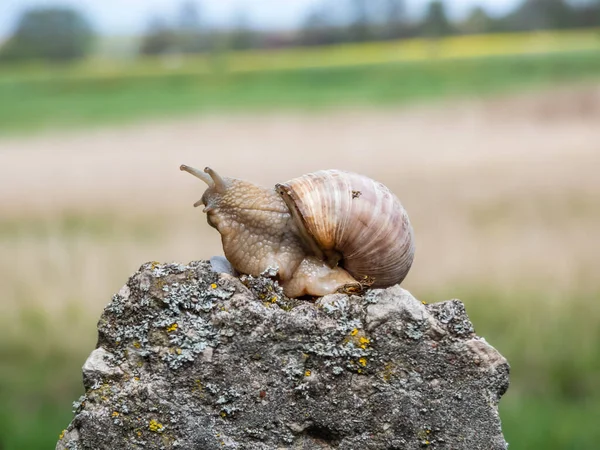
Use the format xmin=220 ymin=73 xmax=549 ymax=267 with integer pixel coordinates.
xmin=82 ymin=347 xmax=125 ymax=386
xmin=210 ymin=255 xmax=239 ymax=277
xmin=56 ymin=261 xmax=510 ymax=450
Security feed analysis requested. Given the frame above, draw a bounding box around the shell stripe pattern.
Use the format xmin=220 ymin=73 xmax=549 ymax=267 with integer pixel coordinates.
xmin=276 ymin=170 xmax=415 ymax=287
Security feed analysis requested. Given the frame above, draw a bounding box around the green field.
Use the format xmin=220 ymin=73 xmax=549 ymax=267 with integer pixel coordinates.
xmin=1 ymin=49 xmax=600 ymax=134
xmin=462 ymin=288 xmax=600 ymax=449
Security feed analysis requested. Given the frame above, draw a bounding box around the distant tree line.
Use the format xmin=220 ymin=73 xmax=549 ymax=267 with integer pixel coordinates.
xmin=0 ymin=7 xmax=94 ymax=62
xmin=139 ymin=0 xmax=600 ymax=54
xmin=296 ymin=0 xmax=600 ymax=46
xmin=0 ymin=0 xmax=599 ymax=63
xmin=138 ymin=1 xmax=262 ymax=56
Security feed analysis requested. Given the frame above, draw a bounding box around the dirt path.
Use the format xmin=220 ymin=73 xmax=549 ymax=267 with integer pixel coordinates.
xmin=1 ymin=83 xmax=599 ymax=213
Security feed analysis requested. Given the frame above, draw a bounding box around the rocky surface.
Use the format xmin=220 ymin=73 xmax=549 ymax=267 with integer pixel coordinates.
xmin=56 ymin=261 xmax=509 ymax=450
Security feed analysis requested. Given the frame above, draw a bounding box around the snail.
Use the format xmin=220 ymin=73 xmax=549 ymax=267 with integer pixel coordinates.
xmin=180 ymin=165 xmax=415 ymax=298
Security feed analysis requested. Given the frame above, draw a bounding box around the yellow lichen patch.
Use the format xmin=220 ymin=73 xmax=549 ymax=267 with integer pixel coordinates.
xmin=220 ymin=411 xmax=227 ymax=418
xmin=359 ymin=336 xmax=371 ymax=349
xmin=211 ymin=283 xmax=218 ymax=289
xmin=148 ymin=419 xmax=164 ymax=432
xmin=304 ymin=370 xmax=311 ymax=377
xmin=422 ymin=300 xmax=428 ymax=305
xmin=59 ymin=430 xmax=66 ymax=440
xmin=270 ymin=296 xmax=277 ymax=303
xmin=417 ymin=429 xmax=432 ymax=440
xmin=134 ymin=377 xmax=140 ymax=382
xmin=166 ymin=323 xmax=178 ymax=333
xmin=112 ymin=411 xmax=119 ymax=418
xmin=150 ymin=261 xmax=160 ymax=270
xmin=175 ymin=348 xmax=182 ymax=355
xmin=132 ymin=341 xmax=141 ymax=348
xmin=358 ymin=357 xmax=367 ymax=367
xmin=346 ymin=329 xmax=372 ymax=350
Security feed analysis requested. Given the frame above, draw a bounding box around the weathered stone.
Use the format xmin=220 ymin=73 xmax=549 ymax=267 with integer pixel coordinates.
xmin=82 ymin=347 xmax=124 ymax=387
xmin=56 ymin=261 xmax=509 ymax=450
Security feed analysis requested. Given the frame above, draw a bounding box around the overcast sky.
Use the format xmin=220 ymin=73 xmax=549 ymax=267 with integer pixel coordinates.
xmin=0 ymin=0 xmax=522 ymax=38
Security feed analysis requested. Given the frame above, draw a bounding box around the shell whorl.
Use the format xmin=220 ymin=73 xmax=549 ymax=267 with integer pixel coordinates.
xmin=276 ymin=170 xmax=415 ymax=288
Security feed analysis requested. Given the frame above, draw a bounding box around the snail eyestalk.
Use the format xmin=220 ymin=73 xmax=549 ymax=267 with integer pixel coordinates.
xmin=204 ymin=167 xmax=226 ymax=193
xmin=180 ymin=164 xmax=213 ymax=187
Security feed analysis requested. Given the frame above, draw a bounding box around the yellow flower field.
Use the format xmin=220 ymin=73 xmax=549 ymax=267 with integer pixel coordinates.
xmin=1 ymin=28 xmax=599 ymax=82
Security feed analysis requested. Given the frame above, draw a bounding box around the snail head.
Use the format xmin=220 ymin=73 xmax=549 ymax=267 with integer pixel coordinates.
xmin=179 ymin=164 xmax=227 ymax=228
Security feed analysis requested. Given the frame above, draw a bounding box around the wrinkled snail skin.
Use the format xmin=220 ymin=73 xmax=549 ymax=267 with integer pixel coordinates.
xmin=191 ymin=171 xmax=307 ymax=282
xmin=180 ymin=165 xmax=414 ymax=298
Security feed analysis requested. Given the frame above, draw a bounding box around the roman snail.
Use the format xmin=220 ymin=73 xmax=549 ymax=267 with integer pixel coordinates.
xmin=180 ymin=165 xmax=415 ymax=298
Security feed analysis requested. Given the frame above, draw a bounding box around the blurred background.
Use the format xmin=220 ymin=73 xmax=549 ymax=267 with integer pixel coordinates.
xmin=0 ymin=0 xmax=599 ymax=448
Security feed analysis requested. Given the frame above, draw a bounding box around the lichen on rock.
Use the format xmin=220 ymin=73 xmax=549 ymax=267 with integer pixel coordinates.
xmin=56 ymin=261 xmax=509 ymax=450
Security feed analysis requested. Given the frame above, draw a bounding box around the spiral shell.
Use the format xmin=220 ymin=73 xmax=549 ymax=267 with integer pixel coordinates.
xmin=276 ymin=170 xmax=415 ymax=288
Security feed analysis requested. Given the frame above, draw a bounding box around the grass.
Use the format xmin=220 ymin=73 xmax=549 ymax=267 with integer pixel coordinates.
xmin=436 ymin=287 xmax=600 ymax=450
xmin=0 ymin=323 xmax=87 ymax=450
xmin=1 ymin=27 xmax=598 ymax=135
xmin=501 ymin=396 xmax=600 ymax=449
xmin=1 ymin=49 xmax=600 ymax=135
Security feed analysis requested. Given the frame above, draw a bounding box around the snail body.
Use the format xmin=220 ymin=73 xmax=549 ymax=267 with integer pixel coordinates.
xmin=180 ymin=165 xmax=415 ymax=298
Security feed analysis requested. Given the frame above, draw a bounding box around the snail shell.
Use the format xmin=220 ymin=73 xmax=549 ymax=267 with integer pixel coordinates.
xmin=276 ymin=170 xmax=415 ymax=288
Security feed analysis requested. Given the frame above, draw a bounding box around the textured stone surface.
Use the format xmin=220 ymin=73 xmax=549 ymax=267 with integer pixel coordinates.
xmin=57 ymin=261 xmax=509 ymax=450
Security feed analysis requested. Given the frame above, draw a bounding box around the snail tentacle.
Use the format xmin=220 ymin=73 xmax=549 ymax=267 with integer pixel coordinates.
xmin=204 ymin=167 xmax=227 ymax=193
xmin=180 ymin=164 xmax=213 ymax=186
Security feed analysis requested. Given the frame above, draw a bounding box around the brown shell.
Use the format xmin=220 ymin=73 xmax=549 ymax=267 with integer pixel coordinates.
xmin=276 ymin=170 xmax=415 ymax=288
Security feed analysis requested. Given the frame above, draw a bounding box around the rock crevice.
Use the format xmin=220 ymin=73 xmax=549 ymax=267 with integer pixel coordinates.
xmin=57 ymin=261 xmax=509 ymax=450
